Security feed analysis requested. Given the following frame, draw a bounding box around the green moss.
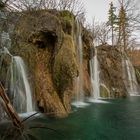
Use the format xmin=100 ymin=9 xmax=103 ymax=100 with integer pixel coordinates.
xmin=135 ymin=68 xmax=140 ymax=84
xmin=53 ymin=34 xmax=78 ymax=93
xmin=60 ymin=10 xmax=74 ymax=34
xmin=60 ymin=10 xmax=74 ymax=20
xmin=100 ymin=84 xmax=110 ymax=98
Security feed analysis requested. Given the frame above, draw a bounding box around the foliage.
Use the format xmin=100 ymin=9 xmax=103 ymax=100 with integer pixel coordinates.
xmin=107 ymin=2 xmax=117 ymax=46
xmin=114 ymin=0 xmax=140 ymax=51
xmin=116 ymin=2 xmax=129 ymax=51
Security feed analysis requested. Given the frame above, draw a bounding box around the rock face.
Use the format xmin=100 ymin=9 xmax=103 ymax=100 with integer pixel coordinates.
xmin=97 ymin=45 xmax=127 ymax=98
xmin=129 ymin=50 xmax=140 ymax=86
xmin=0 ymin=10 xmax=92 ymax=117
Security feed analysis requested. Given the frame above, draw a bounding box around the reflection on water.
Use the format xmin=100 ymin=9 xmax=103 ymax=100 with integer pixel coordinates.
xmin=31 ymin=97 xmax=140 ymax=140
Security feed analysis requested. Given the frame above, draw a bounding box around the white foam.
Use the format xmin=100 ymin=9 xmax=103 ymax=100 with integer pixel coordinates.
xmin=130 ymin=93 xmax=140 ymax=96
xmin=71 ymin=101 xmax=89 ymax=108
xmin=88 ymin=98 xmax=110 ymax=104
xmin=19 ymin=111 xmax=40 ymax=118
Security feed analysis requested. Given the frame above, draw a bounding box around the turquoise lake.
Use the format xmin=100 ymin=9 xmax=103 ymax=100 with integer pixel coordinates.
xmin=33 ymin=96 xmax=140 ymax=140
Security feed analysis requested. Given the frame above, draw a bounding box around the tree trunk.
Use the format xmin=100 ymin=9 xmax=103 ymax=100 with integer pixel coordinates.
xmin=0 ymin=82 xmax=22 ymax=128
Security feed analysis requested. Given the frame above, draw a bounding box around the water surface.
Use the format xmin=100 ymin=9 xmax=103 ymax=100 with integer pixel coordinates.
xmin=34 ymin=97 xmax=140 ymax=140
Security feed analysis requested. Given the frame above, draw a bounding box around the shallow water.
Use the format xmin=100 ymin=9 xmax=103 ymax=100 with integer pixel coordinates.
xmin=32 ymin=97 xmax=140 ymax=140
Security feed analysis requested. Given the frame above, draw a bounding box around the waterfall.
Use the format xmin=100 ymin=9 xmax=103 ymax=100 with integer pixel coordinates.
xmin=1 ymin=31 xmax=11 ymax=48
xmin=72 ymin=20 xmax=89 ymax=107
xmin=76 ymin=21 xmax=84 ymax=102
xmin=89 ymin=48 xmax=109 ymax=103
xmin=6 ymin=56 xmax=33 ymax=113
xmin=122 ymin=56 xmax=139 ymax=95
xmin=0 ymin=30 xmax=34 ymax=113
xmin=0 ymin=12 xmax=35 ymax=119
xmin=89 ymin=48 xmax=100 ymax=99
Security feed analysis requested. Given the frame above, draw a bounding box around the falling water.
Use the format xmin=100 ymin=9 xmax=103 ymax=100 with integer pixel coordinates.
xmin=1 ymin=31 xmax=11 ymax=48
xmin=90 ymin=49 xmax=100 ymax=99
xmin=6 ymin=56 xmax=33 ymax=113
xmin=0 ymin=12 xmax=35 ymax=118
xmin=122 ymin=56 xmax=139 ymax=95
xmin=72 ymin=20 xmax=89 ymax=107
xmin=89 ymin=48 xmax=109 ymax=103
xmin=89 ymin=48 xmax=100 ymax=99
xmin=0 ymin=27 xmax=34 ymax=113
xmin=77 ymin=22 xmax=84 ymax=102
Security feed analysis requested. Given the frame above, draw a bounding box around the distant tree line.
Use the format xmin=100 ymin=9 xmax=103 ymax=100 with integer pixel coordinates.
xmin=92 ymin=0 xmax=140 ymax=52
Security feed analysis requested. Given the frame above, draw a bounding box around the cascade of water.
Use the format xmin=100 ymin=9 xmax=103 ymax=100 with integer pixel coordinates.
xmin=6 ymin=56 xmax=33 ymax=113
xmin=77 ymin=21 xmax=84 ymax=102
xmin=73 ymin=20 xmax=84 ymax=102
xmin=1 ymin=31 xmax=11 ymax=48
xmin=0 ymin=11 xmax=7 ymax=19
xmin=89 ymin=48 xmax=100 ymax=99
xmin=0 ymin=97 xmax=8 ymax=121
xmin=72 ymin=20 xmax=89 ymax=107
xmin=122 ymin=56 xmax=139 ymax=95
xmin=0 ymin=29 xmax=34 ymax=113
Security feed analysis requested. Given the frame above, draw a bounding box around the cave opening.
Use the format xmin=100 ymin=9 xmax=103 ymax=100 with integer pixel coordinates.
xmin=36 ymin=31 xmax=57 ymax=49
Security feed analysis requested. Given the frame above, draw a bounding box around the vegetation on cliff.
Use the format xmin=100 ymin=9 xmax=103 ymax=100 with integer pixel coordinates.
xmin=0 ymin=7 xmax=92 ymax=117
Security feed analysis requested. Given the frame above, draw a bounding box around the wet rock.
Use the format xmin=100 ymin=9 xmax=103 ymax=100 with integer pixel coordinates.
xmin=135 ymin=68 xmax=140 ymax=85
xmin=97 ymin=45 xmax=127 ymax=97
xmin=53 ymin=34 xmax=78 ymax=93
xmin=0 ymin=10 xmax=92 ymax=118
xmin=100 ymin=84 xmax=110 ymax=98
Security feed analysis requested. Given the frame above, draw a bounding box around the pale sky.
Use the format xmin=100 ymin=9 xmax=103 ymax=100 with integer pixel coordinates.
xmin=84 ymin=0 xmax=117 ymax=23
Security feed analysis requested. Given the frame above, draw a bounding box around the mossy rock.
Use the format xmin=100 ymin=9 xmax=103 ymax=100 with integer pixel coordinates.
xmin=60 ymin=10 xmax=74 ymax=21
xmin=60 ymin=10 xmax=75 ymax=35
xmin=0 ymin=54 xmax=11 ymax=85
xmin=53 ymin=34 xmax=78 ymax=93
xmin=15 ymin=11 xmax=63 ymax=46
xmin=135 ymin=68 xmax=140 ymax=84
xmin=100 ymin=84 xmax=110 ymax=98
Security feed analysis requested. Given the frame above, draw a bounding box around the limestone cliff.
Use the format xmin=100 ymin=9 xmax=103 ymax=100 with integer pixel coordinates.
xmin=129 ymin=50 xmax=140 ymax=85
xmin=0 ymin=10 xmax=92 ymax=117
xmin=97 ymin=45 xmax=127 ymax=98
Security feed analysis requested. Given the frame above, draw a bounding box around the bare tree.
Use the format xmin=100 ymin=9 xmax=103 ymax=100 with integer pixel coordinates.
xmin=42 ymin=0 xmax=57 ymax=9
xmin=0 ymin=0 xmax=9 ymax=9
xmin=57 ymin=0 xmax=86 ymax=23
xmin=57 ymin=0 xmax=85 ymax=16
xmin=6 ymin=0 xmax=45 ymax=11
xmin=4 ymin=0 xmax=86 ymax=23
xmin=91 ymin=21 xmax=110 ymax=45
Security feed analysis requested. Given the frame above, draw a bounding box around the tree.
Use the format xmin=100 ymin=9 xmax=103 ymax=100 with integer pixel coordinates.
xmin=117 ymin=0 xmax=129 ymax=51
xmin=116 ymin=0 xmax=140 ymax=52
xmin=57 ymin=0 xmax=86 ymax=23
xmin=91 ymin=21 xmax=110 ymax=45
xmin=0 ymin=0 xmax=9 ymax=9
xmin=108 ymin=1 xmax=117 ymax=46
xmin=5 ymin=0 xmax=86 ymax=23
